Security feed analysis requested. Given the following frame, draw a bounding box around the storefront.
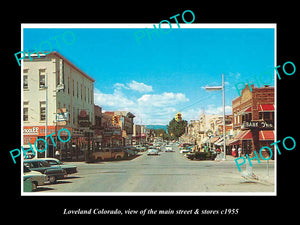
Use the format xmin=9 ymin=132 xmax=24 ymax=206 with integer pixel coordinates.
xmin=231 ymin=85 xmax=275 ymax=157
xmin=229 ymin=129 xmax=275 ymax=158
xmin=23 ymin=125 xmax=72 ymax=158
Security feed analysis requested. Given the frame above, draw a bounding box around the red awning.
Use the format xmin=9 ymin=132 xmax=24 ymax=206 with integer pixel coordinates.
xmin=259 ymin=104 xmax=275 ymax=112
xmin=239 ymin=130 xmax=253 ymax=140
xmin=259 ymin=130 xmax=275 ymax=140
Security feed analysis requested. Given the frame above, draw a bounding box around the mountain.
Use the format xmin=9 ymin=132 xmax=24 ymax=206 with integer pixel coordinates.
xmin=145 ymin=125 xmax=167 ymax=131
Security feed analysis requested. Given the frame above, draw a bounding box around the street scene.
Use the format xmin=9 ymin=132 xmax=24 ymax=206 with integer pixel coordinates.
xmin=21 ymin=25 xmax=276 ymax=194
xmin=30 ymin=143 xmax=274 ymax=193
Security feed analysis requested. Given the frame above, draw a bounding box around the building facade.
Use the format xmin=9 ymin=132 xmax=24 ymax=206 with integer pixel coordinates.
xmin=230 ymin=84 xmax=275 ymax=157
xmin=23 ymin=52 xmax=95 ymax=159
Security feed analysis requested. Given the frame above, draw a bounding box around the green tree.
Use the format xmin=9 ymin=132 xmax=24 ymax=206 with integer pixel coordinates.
xmin=154 ymin=129 xmax=169 ymax=140
xmin=167 ymin=118 xmax=188 ymax=140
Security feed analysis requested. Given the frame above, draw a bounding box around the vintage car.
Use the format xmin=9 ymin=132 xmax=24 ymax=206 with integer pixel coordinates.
xmin=24 ymin=159 xmax=66 ymax=184
xmin=165 ymin=145 xmax=174 ymax=152
xmin=40 ymin=158 xmax=77 ymax=175
xmin=90 ymin=147 xmax=126 ymax=162
xmin=23 ymin=165 xmax=47 ymax=190
xmin=147 ymin=149 xmax=159 ymax=156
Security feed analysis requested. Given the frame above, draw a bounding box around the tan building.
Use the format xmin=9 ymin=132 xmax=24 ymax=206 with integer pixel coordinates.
xmin=23 ymin=52 xmax=95 ymax=159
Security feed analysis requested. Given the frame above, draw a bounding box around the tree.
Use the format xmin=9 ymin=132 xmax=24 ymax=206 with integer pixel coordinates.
xmin=167 ymin=118 xmax=188 ymax=141
xmin=154 ymin=129 xmax=169 ymax=140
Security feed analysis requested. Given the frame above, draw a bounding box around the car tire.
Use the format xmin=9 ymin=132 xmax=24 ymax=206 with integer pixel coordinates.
xmin=49 ymin=175 xmax=57 ymax=184
xmin=32 ymin=181 xmax=37 ymax=190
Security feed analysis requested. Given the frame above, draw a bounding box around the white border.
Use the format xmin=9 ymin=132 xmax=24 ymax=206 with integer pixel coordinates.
xmin=21 ymin=23 xmax=277 ymax=196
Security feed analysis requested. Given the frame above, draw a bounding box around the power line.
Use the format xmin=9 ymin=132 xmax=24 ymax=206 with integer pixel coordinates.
xmin=179 ymin=93 xmax=215 ymax=112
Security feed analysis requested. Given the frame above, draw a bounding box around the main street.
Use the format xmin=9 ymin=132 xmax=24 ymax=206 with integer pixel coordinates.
xmin=39 ymin=144 xmax=274 ymax=193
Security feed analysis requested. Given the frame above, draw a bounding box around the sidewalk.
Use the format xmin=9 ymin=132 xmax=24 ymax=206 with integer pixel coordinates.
xmin=216 ymin=154 xmax=275 ymax=185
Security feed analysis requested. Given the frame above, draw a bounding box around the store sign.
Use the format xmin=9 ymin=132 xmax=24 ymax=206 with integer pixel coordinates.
xmin=242 ymin=121 xmax=273 ymax=129
xmin=23 ymin=127 xmax=39 ymax=135
xmin=78 ymin=110 xmax=90 ymax=127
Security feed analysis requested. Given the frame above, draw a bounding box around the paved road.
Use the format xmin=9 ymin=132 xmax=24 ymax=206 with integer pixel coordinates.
xmin=38 ymin=144 xmax=275 ymax=193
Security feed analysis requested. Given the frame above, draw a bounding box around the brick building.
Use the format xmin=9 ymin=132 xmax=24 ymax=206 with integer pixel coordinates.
xmin=229 ymin=84 xmax=275 ymax=158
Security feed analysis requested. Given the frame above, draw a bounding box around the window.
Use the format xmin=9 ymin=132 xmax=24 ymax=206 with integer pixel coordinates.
xmin=72 ymin=80 xmax=75 ymax=96
xmin=40 ymin=101 xmax=46 ymax=121
xmin=67 ymin=77 xmax=70 ymax=94
xmin=23 ymin=102 xmax=28 ymax=121
xmin=23 ymin=69 xmax=28 ymax=89
xmin=77 ymin=81 xmax=79 ymax=98
xmin=263 ymin=112 xmax=270 ymax=120
xmin=39 ymin=69 xmax=46 ymax=88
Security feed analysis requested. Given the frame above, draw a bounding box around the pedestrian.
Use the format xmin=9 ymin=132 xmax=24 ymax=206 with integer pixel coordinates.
xmin=55 ymin=150 xmax=60 ymax=159
xmin=232 ymin=147 xmax=236 ymax=157
xmin=238 ymin=146 xmax=242 ymax=157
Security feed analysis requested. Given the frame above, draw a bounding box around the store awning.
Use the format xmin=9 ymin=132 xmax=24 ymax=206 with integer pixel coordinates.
xmin=214 ymin=137 xmax=224 ymax=146
xmin=210 ymin=137 xmax=220 ymax=144
xmin=259 ymin=130 xmax=275 ymax=140
xmin=238 ymin=106 xmax=252 ymax=115
xmin=259 ymin=104 xmax=275 ymax=112
xmin=228 ymin=130 xmax=252 ymax=145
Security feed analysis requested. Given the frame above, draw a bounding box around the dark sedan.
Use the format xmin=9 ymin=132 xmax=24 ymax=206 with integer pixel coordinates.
xmin=24 ymin=159 xmax=66 ymax=184
xmin=40 ymin=158 xmax=77 ymax=175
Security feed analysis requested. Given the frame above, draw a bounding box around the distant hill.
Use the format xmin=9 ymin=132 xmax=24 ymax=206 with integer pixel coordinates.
xmin=145 ymin=125 xmax=167 ymax=131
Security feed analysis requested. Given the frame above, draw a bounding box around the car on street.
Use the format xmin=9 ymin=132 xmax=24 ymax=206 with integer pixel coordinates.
xmin=147 ymin=149 xmax=159 ymax=156
xmin=165 ymin=145 xmax=174 ymax=152
xmin=180 ymin=148 xmax=192 ymax=154
xmin=24 ymin=159 xmax=67 ymax=184
xmin=23 ymin=165 xmax=47 ymax=190
xmin=135 ymin=145 xmax=147 ymax=152
xmin=40 ymin=158 xmax=78 ymax=175
xmin=89 ymin=147 xmax=126 ymax=162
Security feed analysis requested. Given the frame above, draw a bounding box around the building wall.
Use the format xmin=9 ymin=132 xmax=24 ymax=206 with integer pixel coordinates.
xmin=23 ymin=52 xmax=95 ymax=158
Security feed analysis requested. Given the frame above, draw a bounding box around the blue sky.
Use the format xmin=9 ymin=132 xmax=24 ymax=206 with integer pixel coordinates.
xmin=23 ymin=26 xmax=275 ymax=125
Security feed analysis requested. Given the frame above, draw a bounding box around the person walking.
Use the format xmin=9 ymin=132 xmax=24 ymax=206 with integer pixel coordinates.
xmin=55 ymin=150 xmax=60 ymax=159
xmin=238 ymin=146 xmax=242 ymax=157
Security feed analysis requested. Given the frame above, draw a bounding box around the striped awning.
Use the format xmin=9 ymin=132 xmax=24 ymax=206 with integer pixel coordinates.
xmin=259 ymin=104 xmax=275 ymax=112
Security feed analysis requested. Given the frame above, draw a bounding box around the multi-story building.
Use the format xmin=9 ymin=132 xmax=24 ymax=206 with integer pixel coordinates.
xmin=230 ymin=84 xmax=275 ymax=157
xmin=133 ymin=124 xmax=147 ymax=145
xmin=23 ymin=52 xmax=95 ymax=159
xmin=102 ymin=111 xmax=135 ymax=146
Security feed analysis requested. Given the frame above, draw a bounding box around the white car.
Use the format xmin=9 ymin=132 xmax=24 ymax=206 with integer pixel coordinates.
xmin=165 ymin=145 xmax=174 ymax=152
xmin=180 ymin=149 xmax=191 ymax=154
xmin=23 ymin=165 xmax=47 ymax=190
xmin=147 ymin=149 xmax=159 ymax=156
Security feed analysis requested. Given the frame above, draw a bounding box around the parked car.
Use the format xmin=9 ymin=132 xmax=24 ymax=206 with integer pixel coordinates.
xmin=135 ymin=145 xmax=147 ymax=152
xmin=24 ymin=159 xmax=66 ymax=184
xmin=123 ymin=146 xmax=138 ymax=158
xmin=23 ymin=165 xmax=47 ymax=190
xmin=89 ymin=147 xmax=126 ymax=162
xmin=40 ymin=158 xmax=77 ymax=175
xmin=147 ymin=149 xmax=159 ymax=156
xmin=180 ymin=148 xmax=191 ymax=154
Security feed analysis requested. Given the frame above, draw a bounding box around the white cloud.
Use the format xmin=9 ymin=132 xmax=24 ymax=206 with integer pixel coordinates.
xmin=138 ymin=92 xmax=189 ymax=107
xmin=94 ymin=88 xmax=135 ymax=109
xmin=94 ymin=85 xmax=189 ymax=125
xmin=128 ymin=80 xmax=153 ymax=93
xmin=114 ymin=80 xmax=153 ymax=93
xmin=206 ymin=104 xmax=232 ymax=115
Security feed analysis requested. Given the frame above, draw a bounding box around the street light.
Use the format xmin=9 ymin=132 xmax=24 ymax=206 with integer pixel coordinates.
xmin=205 ymin=74 xmax=226 ymax=160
